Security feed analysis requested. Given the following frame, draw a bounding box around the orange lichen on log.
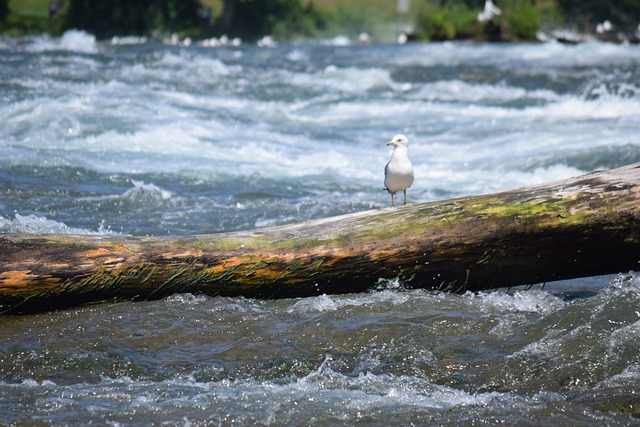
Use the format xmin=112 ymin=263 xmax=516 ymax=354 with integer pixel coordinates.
xmin=0 ymin=270 xmax=42 ymax=288
xmin=81 ymin=248 xmax=114 ymax=258
xmin=1 ymin=163 xmax=640 ymax=313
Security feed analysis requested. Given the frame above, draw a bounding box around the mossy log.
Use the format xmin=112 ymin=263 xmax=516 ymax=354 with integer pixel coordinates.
xmin=2 ymin=163 xmax=640 ymax=314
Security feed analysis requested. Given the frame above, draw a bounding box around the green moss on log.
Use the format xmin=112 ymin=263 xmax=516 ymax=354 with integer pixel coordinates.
xmin=2 ymin=163 xmax=640 ymax=313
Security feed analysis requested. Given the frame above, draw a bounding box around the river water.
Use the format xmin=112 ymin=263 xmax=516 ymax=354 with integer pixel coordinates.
xmin=1 ymin=31 xmax=640 ymax=425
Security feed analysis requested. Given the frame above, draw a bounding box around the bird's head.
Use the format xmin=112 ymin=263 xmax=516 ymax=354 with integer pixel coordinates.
xmin=386 ymin=134 xmax=409 ymax=147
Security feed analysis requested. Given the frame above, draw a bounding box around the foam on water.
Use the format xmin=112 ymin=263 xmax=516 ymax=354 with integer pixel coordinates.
xmin=2 ymin=38 xmax=640 ymax=235
xmin=2 ymin=275 xmax=638 ymax=424
xmin=22 ymin=29 xmax=98 ymax=54
xmin=287 ymin=290 xmax=412 ymax=313
xmin=3 ymin=36 xmax=640 ymax=425
xmin=490 ymin=274 xmax=640 ymax=394
xmin=470 ymin=290 xmax=566 ymax=315
xmin=141 ymin=51 xmax=241 ymax=81
xmin=411 ymin=79 xmax=561 ymax=104
xmin=0 ymin=214 xmax=116 ymax=235
xmin=110 ymin=36 xmax=148 ymax=46
xmin=0 ymin=278 xmax=637 ymax=416
xmin=602 ymin=364 xmax=640 ymax=389
xmin=0 ymin=357 xmax=502 ymax=425
xmin=527 ymin=93 xmax=640 ymax=121
xmin=94 ymin=180 xmax=173 ymax=206
xmin=400 ymin=40 xmax=640 ymax=69
xmin=289 ymin=66 xmax=411 ymax=94
xmin=59 ymin=30 xmax=98 ymax=53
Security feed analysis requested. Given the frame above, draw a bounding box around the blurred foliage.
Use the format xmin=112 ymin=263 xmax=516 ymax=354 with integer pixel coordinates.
xmin=214 ymin=0 xmax=325 ymax=40
xmin=502 ymin=0 xmax=540 ymax=40
xmin=417 ymin=1 xmax=482 ymax=40
xmin=555 ymin=0 xmax=640 ymax=32
xmin=416 ymin=0 xmax=640 ymax=40
xmin=416 ymin=0 xmax=544 ymax=41
xmin=0 ymin=0 xmax=67 ymax=35
xmin=64 ymin=0 xmax=201 ymax=38
xmin=0 ymin=0 xmax=8 ymax=23
xmin=1 ymin=0 xmax=639 ymax=41
xmin=535 ymin=0 xmax=563 ymax=30
xmin=318 ymin=3 xmax=375 ymax=37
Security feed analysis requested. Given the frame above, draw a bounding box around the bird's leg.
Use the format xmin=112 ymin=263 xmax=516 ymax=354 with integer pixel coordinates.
xmin=403 ymin=190 xmax=407 ymax=205
xmin=390 ymin=193 xmax=395 ymax=207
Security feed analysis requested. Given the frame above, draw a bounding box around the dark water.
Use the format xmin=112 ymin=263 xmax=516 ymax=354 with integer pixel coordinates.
xmin=1 ymin=31 xmax=640 ymax=424
xmin=1 ymin=275 xmax=639 ymax=425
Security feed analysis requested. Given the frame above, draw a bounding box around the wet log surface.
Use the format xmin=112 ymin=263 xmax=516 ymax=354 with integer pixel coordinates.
xmin=2 ymin=163 xmax=640 ymax=314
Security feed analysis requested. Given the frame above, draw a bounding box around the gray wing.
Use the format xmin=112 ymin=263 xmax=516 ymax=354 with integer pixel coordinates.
xmin=383 ymin=161 xmax=390 ymax=191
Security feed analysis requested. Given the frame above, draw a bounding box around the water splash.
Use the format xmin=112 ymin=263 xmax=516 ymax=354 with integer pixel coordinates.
xmin=0 ymin=213 xmax=117 ymax=235
xmin=21 ymin=29 xmax=98 ymax=54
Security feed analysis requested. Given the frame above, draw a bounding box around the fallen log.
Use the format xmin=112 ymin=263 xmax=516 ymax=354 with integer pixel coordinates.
xmin=2 ymin=163 xmax=640 ymax=314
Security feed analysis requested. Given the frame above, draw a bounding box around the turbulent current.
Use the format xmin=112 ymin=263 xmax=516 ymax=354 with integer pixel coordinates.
xmin=1 ymin=31 xmax=640 ymax=425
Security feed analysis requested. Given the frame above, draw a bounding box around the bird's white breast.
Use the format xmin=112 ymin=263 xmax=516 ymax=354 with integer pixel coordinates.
xmin=385 ymin=147 xmax=414 ymax=193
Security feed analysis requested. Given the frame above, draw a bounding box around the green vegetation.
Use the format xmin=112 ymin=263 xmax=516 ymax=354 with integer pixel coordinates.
xmin=1 ymin=0 xmax=639 ymax=42
xmin=414 ymin=0 xmax=639 ymax=41
xmin=502 ymin=0 xmax=542 ymax=40
xmin=416 ymin=0 xmax=547 ymax=41
xmin=214 ymin=0 xmax=325 ymax=40
xmin=0 ymin=0 xmax=8 ymax=23
xmin=555 ymin=0 xmax=640 ymax=33
xmin=0 ymin=0 xmax=67 ymax=35
xmin=417 ymin=1 xmax=482 ymax=41
xmin=64 ymin=0 xmax=202 ymax=39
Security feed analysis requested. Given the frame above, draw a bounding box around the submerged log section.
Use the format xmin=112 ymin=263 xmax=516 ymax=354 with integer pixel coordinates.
xmin=2 ymin=163 xmax=640 ymax=313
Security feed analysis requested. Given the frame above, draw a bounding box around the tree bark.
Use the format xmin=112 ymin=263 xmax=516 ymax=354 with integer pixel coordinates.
xmin=2 ymin=163 xmax=640 ymax=314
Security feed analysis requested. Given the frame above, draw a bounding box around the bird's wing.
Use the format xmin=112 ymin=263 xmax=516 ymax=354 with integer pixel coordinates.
xmin=383 ymin=161 xmax=390 ymax=190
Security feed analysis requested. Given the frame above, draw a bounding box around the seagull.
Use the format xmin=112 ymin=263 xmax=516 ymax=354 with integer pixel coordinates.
xmin=384 ymin=134 xmax=414 ymax=207
xmin=477 ymin=0 xmax=502 ymax=22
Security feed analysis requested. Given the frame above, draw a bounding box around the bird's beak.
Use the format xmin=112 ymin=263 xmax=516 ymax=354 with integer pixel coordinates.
xmin=386 ymin=140 xmax=394 ymax=146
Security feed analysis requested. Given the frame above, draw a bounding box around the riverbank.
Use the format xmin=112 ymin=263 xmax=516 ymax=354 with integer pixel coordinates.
xmin=2 ymin=0 xmax=639 ymax=45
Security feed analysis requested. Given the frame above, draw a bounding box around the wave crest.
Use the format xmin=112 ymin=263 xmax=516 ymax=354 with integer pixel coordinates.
xmin=0 ymin=214 xmax=116 ymax=235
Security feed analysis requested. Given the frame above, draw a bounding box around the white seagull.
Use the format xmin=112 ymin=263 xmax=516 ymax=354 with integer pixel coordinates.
xmin=477 ymin=0 xmax=502 ymax=22
xmin=384 ymin=134 xmax=414 ymax=207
